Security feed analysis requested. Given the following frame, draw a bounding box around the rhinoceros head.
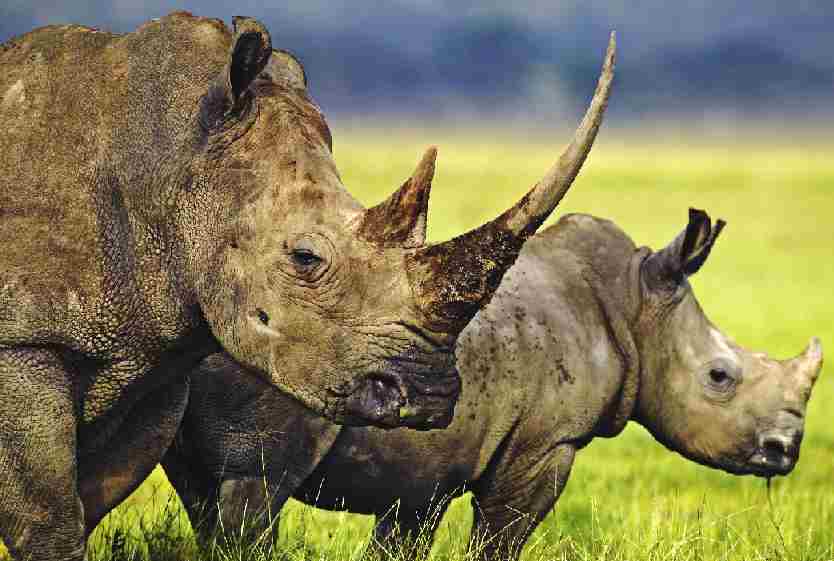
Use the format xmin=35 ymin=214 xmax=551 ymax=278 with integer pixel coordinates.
xmin=633 ymin=209 xmax=824 ymax=476
xmin=183 ymin=18 xmax=617 ymax=429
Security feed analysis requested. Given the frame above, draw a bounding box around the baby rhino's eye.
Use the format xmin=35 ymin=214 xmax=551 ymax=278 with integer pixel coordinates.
xmin=699 ymin=357 xmax=742 ymax=401
xmin=709 ymin=368 xmax=730 ymax=385
xmin=703 ymin=358 xmax=741 ymax=397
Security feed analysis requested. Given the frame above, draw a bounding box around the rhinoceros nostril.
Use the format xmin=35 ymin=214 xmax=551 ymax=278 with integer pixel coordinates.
xmin=762 ymin=437 xmax=785 ymax=455
xmin=761 ymin=434 xmax=797 ymax=460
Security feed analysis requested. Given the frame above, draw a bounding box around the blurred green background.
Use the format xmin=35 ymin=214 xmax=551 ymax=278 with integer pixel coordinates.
xmin=3 ymin=1 xmax=833 ymax=129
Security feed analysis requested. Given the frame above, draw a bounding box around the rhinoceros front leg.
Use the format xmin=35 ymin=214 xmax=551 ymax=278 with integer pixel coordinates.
xmin=470 ymin=443 xmax=575 ymax=561
xmin=78 ymin=377 xmax=190 ymax=533
xmin=0 ymin=348 xmax=86 ymax=561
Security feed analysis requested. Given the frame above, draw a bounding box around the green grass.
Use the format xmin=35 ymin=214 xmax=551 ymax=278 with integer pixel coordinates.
xmin=4 ymin=130 xmax=833 ymax=560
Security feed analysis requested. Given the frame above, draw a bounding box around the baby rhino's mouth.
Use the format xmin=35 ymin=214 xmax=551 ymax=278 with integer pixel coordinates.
xmin=331 ymin=350 xmax=461 ymax=430
xmin=747 ymin=430 xmax=801 ymax=477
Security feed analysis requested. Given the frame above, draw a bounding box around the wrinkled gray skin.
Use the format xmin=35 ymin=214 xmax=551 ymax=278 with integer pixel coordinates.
xmin=164 ymin=210 xmax=823 ymax=560
xmin=0 ymin=13 xmax=616 ymax=561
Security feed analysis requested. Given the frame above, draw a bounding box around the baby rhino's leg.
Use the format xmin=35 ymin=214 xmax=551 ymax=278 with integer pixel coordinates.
xmin=470 ymin=443 xmax=576 ymax=561
xmin=372 ymin=497 xmax=452 ymax=561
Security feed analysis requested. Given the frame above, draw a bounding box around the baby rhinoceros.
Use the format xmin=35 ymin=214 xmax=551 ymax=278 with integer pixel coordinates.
xmin=163 ymin=210 xmax=823 ymax=560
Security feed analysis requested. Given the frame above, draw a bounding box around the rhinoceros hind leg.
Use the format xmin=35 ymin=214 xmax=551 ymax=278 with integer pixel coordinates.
xmin=215 ymin=477 xmax=281 ymax=547
xmin=470 ymin=443 xmax=576 ymax=561
xmin=160 ymin=429 xmax=222 ymax=538
xmin=371 ymin=499 xmax=450 ymax=561
xmin=163 ymin=457 xmax=281 ymax=548
xmin=0 ymin=348 xmax=86 ymax=561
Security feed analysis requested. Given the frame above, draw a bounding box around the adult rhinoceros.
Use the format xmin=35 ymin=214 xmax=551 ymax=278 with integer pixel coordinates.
xmin=163 ymin=210 xmax=823 ymax=561
xmin=0 ymin=12 xmax=616 ymax=561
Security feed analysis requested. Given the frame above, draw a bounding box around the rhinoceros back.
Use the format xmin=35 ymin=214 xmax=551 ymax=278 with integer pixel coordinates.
xmin=0 ymin=14 xmax=231 ymax=353
xmin=0 ymin=26 xmax=112 ymax=346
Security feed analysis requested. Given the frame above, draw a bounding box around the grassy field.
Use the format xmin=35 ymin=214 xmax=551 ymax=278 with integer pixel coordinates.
xmin=3 ymin=129 xmax=832 ymax=560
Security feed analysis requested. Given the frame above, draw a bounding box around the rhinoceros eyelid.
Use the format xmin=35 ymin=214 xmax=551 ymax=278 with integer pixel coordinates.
xmin=290 ymin=248 xmax=322 ymax=268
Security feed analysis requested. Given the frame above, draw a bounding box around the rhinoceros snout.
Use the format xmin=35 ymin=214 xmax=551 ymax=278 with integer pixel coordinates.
xmin=749 ymin=429 xmax=803 ymax=476
xmin=335 ymin=350 xmax=460 ymax=430
xmin=341 ymin=372 xmax=409 ymax=428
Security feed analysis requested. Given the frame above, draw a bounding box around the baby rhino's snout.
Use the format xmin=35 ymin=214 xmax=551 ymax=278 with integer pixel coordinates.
xmin=748 ymin=337 xmax=823 ymax=477
xmin=755 ymin=427 xmax=802 ymax=475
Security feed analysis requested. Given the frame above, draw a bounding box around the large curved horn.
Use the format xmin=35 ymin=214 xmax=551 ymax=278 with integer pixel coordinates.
xmin=407 ymin=32 xmax=616 ymax=332
xmin=358 ymin=147 xmax=437 ymax=248
xmin=493 ymin=31 xmax=616 ymax=238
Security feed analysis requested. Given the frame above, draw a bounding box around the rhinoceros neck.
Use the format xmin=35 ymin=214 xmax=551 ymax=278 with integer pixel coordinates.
xmin=581 ymin=260 xmax=643 ymax=438
xmin=569 ymin=250 xmax=644 ymax=438
xmin=105 ymin=17 xmax=239 ymax=324
xmin=523 ymin=215 xmax=643 ymax=439
xmin=0 ymin=19 xmax=222 ymax=344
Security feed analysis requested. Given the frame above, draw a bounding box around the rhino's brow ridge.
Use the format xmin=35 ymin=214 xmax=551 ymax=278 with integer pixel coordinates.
xmin=709 ymin=327 xmax=737 ymax=359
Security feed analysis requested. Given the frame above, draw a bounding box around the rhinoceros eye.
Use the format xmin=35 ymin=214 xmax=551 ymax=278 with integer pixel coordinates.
xmin=707 ymin=363 xmax=739 ymax=391
xmin=282 ymin=235 xmax=332 ymax=282
xmin=709 ymin=368 xmax=730 ymax=385
xmin=702 ymin=359 xmax=740 ymax=401
xmin=290 ymin=248 xmax=322 ymax=269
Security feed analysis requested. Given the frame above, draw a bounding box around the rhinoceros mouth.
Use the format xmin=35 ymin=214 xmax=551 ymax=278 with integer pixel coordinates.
xmin=746 ymin=445 xmax=798 ymax=477
xmin=331 ymin=350 xmax=461 ymax=430
xmin=737 ymin=429 xmax=800 ymax=477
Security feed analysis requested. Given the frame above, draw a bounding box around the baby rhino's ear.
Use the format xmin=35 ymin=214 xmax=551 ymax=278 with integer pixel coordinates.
xmin=676 ymin=208 xmax=726 ymax=276
xmin=259 ymin=49 xmax=307 ymax=90
xmin=644 ymin=208 xmax=726 ymax=289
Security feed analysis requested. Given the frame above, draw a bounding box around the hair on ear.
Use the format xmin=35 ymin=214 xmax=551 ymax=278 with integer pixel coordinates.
xmin=645 ymin=208 xmax=727 ymax=288
xmin=681 ymin=210 xmax=725 ymax=276
xmin=230 ymin=32 xmax=271 ymax=100
xmin=229 ymin=17 xmax=272 ymax=102
xmin=679 ymin=208 xmax=710 ymax=266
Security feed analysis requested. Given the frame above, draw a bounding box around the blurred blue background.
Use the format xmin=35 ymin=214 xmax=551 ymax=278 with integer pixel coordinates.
xmin=2 ymin=1 xmax=831 ymax=129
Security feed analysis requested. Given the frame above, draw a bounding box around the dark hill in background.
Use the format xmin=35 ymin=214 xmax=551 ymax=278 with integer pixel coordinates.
xmin=2 ymin=1 xmax=831 ymax=126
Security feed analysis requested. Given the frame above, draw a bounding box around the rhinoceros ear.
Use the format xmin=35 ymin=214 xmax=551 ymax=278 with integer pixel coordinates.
xmin=228 ymin=17 xmax=273 ymax=99
xmin=645 ymin=208 xmax=726 ymax=287
xmin=200 ymin=17 xmax=272 ymax=130
xmin=259 ymin=49 xmax=307 ymax=90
